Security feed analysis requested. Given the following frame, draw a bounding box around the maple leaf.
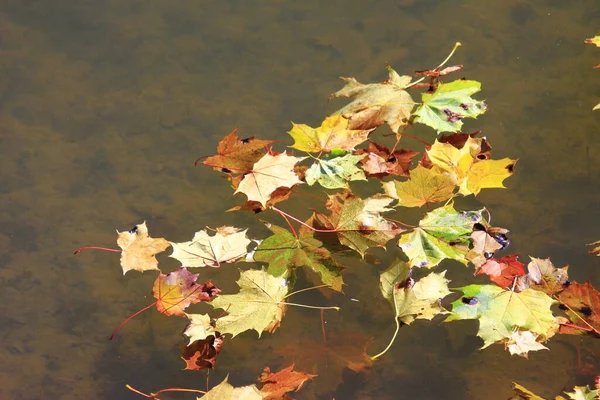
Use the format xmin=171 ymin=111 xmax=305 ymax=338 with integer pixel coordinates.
xmin=556 ymin=281 xmax=600 ymax=336
xmin=258 ymin=364 xmax=317 ymax=400
xmin=446 ymin=284 xmax=556 ymax=348
xmin=356 ymin=141 xmax=419 ymax=178
xmin=277 ymin=333 xmax=372 ymax=394
xmin=515 ymin=257 xmax=569 ymax=295
xmin=200 ymin=376 xmax=262 ymax=400
xmin=209 ymin=268 xmax=288 ymax=338
xmin=305 ymin=153 xmax=366 ymax=189
xmin=253 ymin=223 xmax=345 ymax=292
xmin=117 ymin=222 xmax=170 ymax=274
xmin=563 ymin=386 xmax=600 ymax=400
xmin=427 ymin=137 xmax=517 ymax=196
xmin=179 ymin=333 xmax=224 ymax=370
xmin=588 ymin=240 xmax=600 ymax=256
xmin=287 ymin=114 xmax=372 ymax=153
xmin=397 ymin=203 xmax=483 ymax=268
xmin=475 ymin=255 xmax=526 ymax=289
xmin=227 ymin=187 xmax=294 ymax=213
xmin=235 ymin=153 xmax=306 ymax=207
xmin=313 ymin=190 xmax=403 ymax=257
xmin=413 ymin=79 xmax=487 ymax=133
xmin=380 ymin=269 xmax=451 ymax=325
xmin=467 ymin=223 xmax=510 ymax=269
xmin=330 ymin=64 xmax=415 ymax=133
xmin=201 ymin=128 xmax=276 ymax=173
xmin=585 ymin=36 xmax=600 ymax=47
xmin=184 ymin=313 xmax=216 ymax=343
xmin=382 ymin=164 xmax=455 ymax=207
xmin=152 ymin=267 xmax=221 ymax=317
xmin=505 ymin=330 xmax=548 ymax=358
xmin=169 ymin=226 xmax=251 ymax=268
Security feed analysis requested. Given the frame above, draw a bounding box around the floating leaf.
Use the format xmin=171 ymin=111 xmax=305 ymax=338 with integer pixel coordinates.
xmin=506 ymin=330 xmax=548 ymax=358
xmin=556 ymin=281 xmax=600 ymax=336
xmin=152 ymin=267 xmax=221 ymax=317
xmin=475 ymin=255 xmax=526 ymax=289
xmin=357 ymin=141 xmax=419 ymax=178
xmin=170 ymin=226 xmax=251 ymax=268
xmin=379 ymin=258 xmax=411 ymax=302
xmin=446 ymin=284 xmax=556 ymax=348
xmin=330 ymin=64 xmax=415 ymax=133
xmin=564 ymin=386 xmax=600 ymax=400
xmin=585 ymin=36 xmax=600 ymax=47
xmin=201 ymin=128 xmax=276 ymax=173
xmin=117 ymin=222 xmax=170 ymax=274
xmin=515 ymin=257 xmax=569 ymax=295
xmin=467 ymin=223 xmax=510 ymax=269
xmin=258 ymin=364 xmax=317 ymax=400
xmin=510 ymin=383 xmax=547 ymax=400
xmin=201 ymin=376 xmax=262 ymax=400
xmin=235 ymin=153 xmax=306 ymax=207
xmin=209 ymin=269 xmax=288 ymax=338
xmin=398 ymin=203 xmax=482 ymax=268
xmin=313 ymin=190 xmax=402 ymax=257
xmin=382 ymin=164 xmax=455 ymax=207
xmin=588 ymin=240 xmax=600 ymax=256
xmin=179 ymin=333 xmax=224 ymax=370
xmin=288 ymin=115 xmax=371 ymax=153
xmin=305 ymin=153 xmax=367 ymax=189
xmin=427 ymin=137 xmax=517 ymax=196
xmin=253 ymin=224 xmax=345 ymax=292
xmin=413 ymin=79 xmax=487 ymax=133
xmin=184 ymin=313 xmax=216 ymax=343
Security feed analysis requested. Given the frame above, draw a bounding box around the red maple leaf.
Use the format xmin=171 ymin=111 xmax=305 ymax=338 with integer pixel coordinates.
xmin=258 ymin=364 xmax=317 ymax=400
xmin=475 ymin=254 xmax=526 ymax=289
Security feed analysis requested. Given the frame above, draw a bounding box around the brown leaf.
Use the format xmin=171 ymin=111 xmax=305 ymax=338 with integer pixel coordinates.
xmin=357 ymin=141 xmax=419 ymax=178
xmin=152 ymin=267 xmax=221 ymax=316
xmin=556 ymin=281 xmax=600 ymax=336
xmin=258 ymin=364 xmax=317 ymax=400
xmin=117 ymin=222 xmax=171 ymax=274
xmin=180 ymin=333 xmax=224 ymax=370
xmin=515 ymin=257 xmax=569 ymax=295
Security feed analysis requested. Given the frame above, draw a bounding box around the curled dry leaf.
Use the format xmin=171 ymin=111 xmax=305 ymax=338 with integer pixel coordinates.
xmin=170 ymin=226 xmax=251 ymax=268
xmin=152 ymin=267 xmax=221 ymax=317
xmin=117 ymin=222 xmax=170 ymax=274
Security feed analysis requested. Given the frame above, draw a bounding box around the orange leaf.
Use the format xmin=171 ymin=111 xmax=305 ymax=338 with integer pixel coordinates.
xmin=556 ymin=281 xmax=600 ymax=335
xmin=152 ymin=267 xmax=221 ymax=316
xmin=258 ymin=364 xmax=317 ymax=400
xmin=117 ymin=222 xmax=170 ymax=274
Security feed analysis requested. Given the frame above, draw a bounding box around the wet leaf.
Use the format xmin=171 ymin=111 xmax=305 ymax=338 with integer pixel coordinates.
xmin=413 ymin=79 xmax=487 ymax=133
xmin=184 ymin=313 xmax=216 ymax=343
xmin=330 ymin=64 xmax=415 ymax=133
xmin=564 ymin=386 xmax=600 ymax=400
xmin=305 ymin=153 xmax=367 ymax=189
xmin=515 ymin=257 xmax=569 ymax=295
xmin=209 ymin=269 xmax=288 ymax=338
xmin=152 ymin=267 xmax=221 ymax=317
xmin=258 ymin=364 xmax=317 ymax=400
xmin=235 ymin=153 xmax=306 ymax=207
xmin=253 ymin=223 xmax=345 ymax=292
xmin=179 ymin=333 xmax=224 ymax=370
xmin=467 ymin=224 xmax=510 ymax=269
xmin=510 ymin=382 xmax=547 ymax=400
xmin=288 ymin=115 xmax=372 ymax=153
xmin=201 ymin=128 xmax=276 ymax=173
xmin=588 ymin=240 xmax=600 ymax=256
xmin=446 ymin=284 xmax=556 ymax=348
xmin=200 ymin=376 xmax=262 ymax=400
xmin=357 ymin=141 xmax=419 ymax=178
xmin=170 ymin=226 xmax=251 ymax=268
xmin=398 ymin=203 xmax=483 ymax=268
xmin=382 ymin=164 xmax=455 ymax=207
xmin=475 ymin=255 xmax=526 ymax=289
xmin=313 ymin=190 xmax=403 ymax=257
xmin=117 ymin=222 xmax=170 ymax=274
xmin=506 ymin=330 xmax=548 ymax=358
xmin=556 ymin=281 xmax=600 ymax=336
xmin=585 ymin=36 xmax=600 ymax=47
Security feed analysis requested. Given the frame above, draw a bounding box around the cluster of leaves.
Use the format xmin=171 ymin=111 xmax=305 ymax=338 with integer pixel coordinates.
xmin=80 ymin=44 xmax=600 ymax=398
xmin=511 ymin=378 xmax=600 ymax=400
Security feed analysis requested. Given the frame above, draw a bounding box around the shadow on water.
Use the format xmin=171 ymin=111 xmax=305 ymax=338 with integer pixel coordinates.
xmin=1 ymin=0 xmax=599 ymax=399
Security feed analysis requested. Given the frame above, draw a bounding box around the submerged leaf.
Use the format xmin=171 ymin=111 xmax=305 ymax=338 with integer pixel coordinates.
xmin=330 ymin=64 xmax=415 ymax=133
xmin=180 ymin=333 xmax=224 ymax=370
xmin=258 ymin=364 xmax=317 ymax=400
xmin=117 ymin=222 xmax=170 ymax=274
xmin=170 ymin=226 xmax=251 ymax=268
xmin=413 ymin=79 xmax=487 ymax=133
xmin=288 ymin=115 xmax=371 ymax=153
xmin=209 ymin=269 xmax=288 ymax=338
xmin=152 ymin=267 xmax=221 ymax=317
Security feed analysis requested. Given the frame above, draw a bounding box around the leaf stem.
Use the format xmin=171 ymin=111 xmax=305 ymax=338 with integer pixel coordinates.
xmin=405 ymin=42 xmax=462 ymax=89
xmin=271 ymin=207 xmax=338 ymax=233
xmin=126 ymin=384 xmax=207 ymax=399
xmin=320 ymin=309 xmax=327 ymax=345
xmin=371 ymin=289 xmax=401 ymax=360
xmin=278 ymin=210 xmax=298 ymax=238
xmin=384 ymin=217 xmax=416 ymax=229
xmin=73 ymin=246 xmax=122 ymax=255
xmin=285 ymin=284 xmax=330 ymax=299
xmin=110 ymin=301 xmax=157 ymax=340
xmin=560 ymin=322 xmax=595 ymax=333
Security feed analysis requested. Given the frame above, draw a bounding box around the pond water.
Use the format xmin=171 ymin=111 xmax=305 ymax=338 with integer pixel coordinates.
xmin=1 ymin=0 xmax=599 ymax=399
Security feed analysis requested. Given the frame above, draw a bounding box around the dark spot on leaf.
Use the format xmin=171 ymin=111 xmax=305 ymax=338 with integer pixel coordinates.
xmin=240 ymin=137 xmax=251 ymax=144
xmin=473 ymin=223 xmax=486 ymax=231
xmin=580 ymin=306 xmax=592 ymax=317
xmin=506 ymin=163 xmax=515 ymax=173
xmin=563 ymin=280 xmax=571 ymax=287
xmin=476 ymin=154 xmax=488 ymax=160
xmin=484 ymin=251 xmax=493 ymax=259
xmin=128 ymin=226 xmax=138 ymax=234
xmin=558 ymin=304 xmax=568 ymax=311
xmin=462 ymin=297 xmax=478 ymax=305
xmin=493 ymin=234 xmax=510 ymax=249
xmin=221 ymin=167 xmax=232 ymax=173
xmin=460 ymin=103 xmax=471 ymax=110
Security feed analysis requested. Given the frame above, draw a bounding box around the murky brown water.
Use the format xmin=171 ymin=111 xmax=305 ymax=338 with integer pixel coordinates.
xmin=1 ymin=1 xmax=599 ymax=399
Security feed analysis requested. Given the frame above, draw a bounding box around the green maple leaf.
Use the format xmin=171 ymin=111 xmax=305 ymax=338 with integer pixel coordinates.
xmin=313 ymin=190 xmax=403 ymax=257
xmin=253 ymin=223 xmax=344 ymax=292
xmin=209 ymin=269 xmax=288 ymax=338
xmin=398 ymin=203 xmax=483 ymax=268
xmin=305 ymin=153 xmax=367 ymax=189
xmin=446 ymin=284 xmax=556 ymax=348
xmin=413 ymin=80 xmax=487 ymax=133
xmin=564 ymin=386 xmax=600 ymax=400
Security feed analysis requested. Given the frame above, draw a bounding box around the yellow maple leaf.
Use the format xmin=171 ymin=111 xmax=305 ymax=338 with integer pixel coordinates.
xmin=116 ymin=221 xmax=170 ymax=274
xmin=382 ymin=165 xmax=455 ymax=207
xmin=427 ymin=137 xmax=517 ymax=196
xmin=288 ymin=114 xmax=372 ymax=153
